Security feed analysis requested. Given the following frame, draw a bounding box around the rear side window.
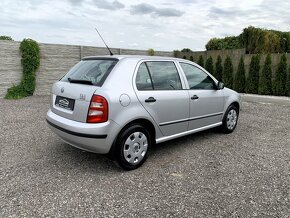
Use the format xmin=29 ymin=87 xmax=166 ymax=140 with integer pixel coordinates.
xmin=180 ymin=63 xmax=215 ymax=90
xmin=136 ymin=61 xmax=182 ymax=90
xmin=61 ymin=59 xmax=118 ymax=86
xmin=136 ymin=63 xmax=153 ymax=90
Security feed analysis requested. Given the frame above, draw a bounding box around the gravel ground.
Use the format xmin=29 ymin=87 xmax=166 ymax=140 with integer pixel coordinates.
xmin=0 ymin=96 xmax=289 ymax=217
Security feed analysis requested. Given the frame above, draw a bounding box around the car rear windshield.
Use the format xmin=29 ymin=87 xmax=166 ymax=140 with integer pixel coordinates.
xmin=61 ymin=59 xmax=118 ymax=86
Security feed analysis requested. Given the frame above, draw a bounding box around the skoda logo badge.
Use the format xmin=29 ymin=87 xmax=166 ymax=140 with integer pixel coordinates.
xmin=61 ymin=87 xmax=64 ymax=93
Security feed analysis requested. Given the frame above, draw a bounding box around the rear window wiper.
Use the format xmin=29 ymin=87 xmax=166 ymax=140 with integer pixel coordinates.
xmin=68 ymin=77 xmax=94 ymax=85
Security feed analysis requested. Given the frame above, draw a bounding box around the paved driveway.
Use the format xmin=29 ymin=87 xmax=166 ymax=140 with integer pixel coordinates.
xmin=0 ymin=96 xmax=289 ymax=217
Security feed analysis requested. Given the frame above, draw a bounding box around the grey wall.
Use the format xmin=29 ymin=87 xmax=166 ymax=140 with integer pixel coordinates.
xmin=0 ymin=41 xmax=22 ymax=97
xmin=0 ymin=41 xmax=173 ymax=98
xmin=1 ymin=40 xmax=289 ymax=98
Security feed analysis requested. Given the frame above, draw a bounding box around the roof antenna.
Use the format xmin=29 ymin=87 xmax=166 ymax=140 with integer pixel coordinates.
xmin=95 ymin=27 xmax=113 ymax=56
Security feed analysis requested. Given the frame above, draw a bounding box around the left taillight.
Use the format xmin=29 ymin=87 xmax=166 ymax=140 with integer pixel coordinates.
xmin=87 ymin=95 xmax=108 ymax=123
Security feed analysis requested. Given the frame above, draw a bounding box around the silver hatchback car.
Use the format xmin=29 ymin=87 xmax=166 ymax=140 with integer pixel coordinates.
xmin=46 ymin=55 xmax=241 ymax=170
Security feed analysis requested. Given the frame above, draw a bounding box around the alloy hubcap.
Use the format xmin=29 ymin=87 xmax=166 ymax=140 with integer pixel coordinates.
xmin=226 ymin=109 xmax=237 ymax=130
xmin=123 ymin=132 xmax=148 ymax=165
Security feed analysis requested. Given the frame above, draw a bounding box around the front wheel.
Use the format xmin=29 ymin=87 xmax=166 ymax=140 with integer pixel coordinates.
xmin=221 ymin=105 xmax=239 ymax=133
xmin=115 ymin=124 xmax=151 ymax=170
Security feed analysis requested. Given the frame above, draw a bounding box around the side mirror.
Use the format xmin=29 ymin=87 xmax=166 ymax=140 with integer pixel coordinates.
xmin=217 ymin=82 xmax=224 ymax=90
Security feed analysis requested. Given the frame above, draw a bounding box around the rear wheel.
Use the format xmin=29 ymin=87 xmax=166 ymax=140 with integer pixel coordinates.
xmin=221 ymin=104 xmax=239 ymax=133
xmin=115 ymin=124 xmax=151 ymax=170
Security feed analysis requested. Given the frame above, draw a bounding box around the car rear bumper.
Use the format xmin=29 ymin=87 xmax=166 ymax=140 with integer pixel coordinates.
xmin=46 ymin=109 xmax=120 ymax=154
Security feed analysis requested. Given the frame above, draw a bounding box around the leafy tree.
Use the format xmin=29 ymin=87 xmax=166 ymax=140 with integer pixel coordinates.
xmin=258 ymin=54 xmax=272 ymax=95
xmin=215 ymin=55 xmax=223 ymax=81
xmin=206 ymin=26 xmax=290 ymax=53
xmin=147 ymin=48 xmax=155 ymax=56
xmin=190 ymin=56 xmax=194 ymax=62
xmin=233 ymin=56 xmax=246 ymax=93
xmin=197 ymin=55 xmax=204 ymax=67
xmin=223 ymin=56 xmax=233 ymax=89
xmin=205 ymin=56 xmax=214 ymax=75
xmin=286 ymin=67 xmax=290 ymax=96
xmin=273 ymin=54 xmax=287 ymax=96
xmin=206 ymin=38 xmax=224 ymax=50
xmin=182 ymin=55 xmax=187 ymax=60
xmin=246 ymin=55 xmax=260 ymax=94
xmin=0 ymin=35 xmax=13 ymax=40
xmin=181 ymin=48 xmax=192 ymax=52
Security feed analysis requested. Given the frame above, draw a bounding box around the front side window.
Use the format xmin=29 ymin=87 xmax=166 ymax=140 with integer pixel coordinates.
xmin=146 ymin=61 xmax=182 ymax=90
xmin=180 ymin=63 xmax=215 ymax=90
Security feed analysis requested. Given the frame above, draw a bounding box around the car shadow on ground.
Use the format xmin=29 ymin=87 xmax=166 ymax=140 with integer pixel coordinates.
xmin=46 ymin=128 xmax=220 ymax=173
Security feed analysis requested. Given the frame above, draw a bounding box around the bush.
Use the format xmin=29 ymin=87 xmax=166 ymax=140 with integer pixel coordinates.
xmin=148 ymin=48 xmax=155 ymax=56
xmin=197 ymin=55 xmax=204 ymax=68
xmin=205 ymin=56 xmax=214 ymax=75
xmin=181 ymin=48 xmax=192 ymax=52
xmin=233 ymin=56 xmax=246 ymax=93
xmin=206 ymin=36 xmax=242 ymax=50
xmin=0 ymin=35 xmax=13 ymax=40
xmin=223 ymin=56 xmax=233 ymax=89
xmin=258 ymin=54 xmax=272 ymax=95
xmin=215 ymin=55 xmax=223 ymax=81
xmin=273 ymin=54 xmax=287 ymax=96
xmin=287 ymin=67 xmax=290 ymax=96
xmin=5 ymin=39 xmax=40 ymax=99
xmin=190 ymin=56 xmax=193 ymax=62
xmin=246 ymin=55 xmax=260 ymax=94
xmin=182 ymin=55 xmax=187 ymax=60
xmin=173 ymin=50 xmax=179 ymax=57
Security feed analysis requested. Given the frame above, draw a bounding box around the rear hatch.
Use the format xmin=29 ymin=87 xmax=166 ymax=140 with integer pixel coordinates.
xmin=51 ymin=58 xmax=118 ymax=122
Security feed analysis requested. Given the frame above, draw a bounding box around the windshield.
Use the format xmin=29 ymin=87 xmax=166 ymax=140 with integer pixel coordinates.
xmin=61 ymin=59 xmax=118 ymax=86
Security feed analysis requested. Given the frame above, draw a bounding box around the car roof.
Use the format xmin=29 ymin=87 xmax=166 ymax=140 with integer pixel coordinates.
xmin=82 ymin=55 xmax=187 ymax=62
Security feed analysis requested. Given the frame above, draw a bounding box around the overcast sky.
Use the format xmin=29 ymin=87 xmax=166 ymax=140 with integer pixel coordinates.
xmin=1 ymin=0 xmax=289 ymax=51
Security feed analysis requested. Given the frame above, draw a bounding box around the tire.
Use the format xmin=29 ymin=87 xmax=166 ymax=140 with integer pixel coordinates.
xmin=221 ymin=104 xmax=239 ymax=134
xmin=115 ymin=124 xmax=151 ymax=170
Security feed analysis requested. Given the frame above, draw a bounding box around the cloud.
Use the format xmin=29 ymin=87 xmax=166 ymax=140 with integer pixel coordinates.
xmin=68 ymin=0 xmax=83 ymax=5
xmin=130 ymin=3 xmax=183 ymax=17
xmin=92 ymin=0 xmax=125 ymax=10
xmin=209 ymin=6 xmax=249 ymax=19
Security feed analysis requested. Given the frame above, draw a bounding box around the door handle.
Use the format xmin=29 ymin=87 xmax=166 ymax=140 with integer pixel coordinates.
xmin=145 ymin=97 xmax=156 ymax=103
xmin=191 ymin=95 xmax=199 ymax=100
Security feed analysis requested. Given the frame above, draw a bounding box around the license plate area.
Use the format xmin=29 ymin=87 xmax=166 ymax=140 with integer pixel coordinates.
xmin=55 ymin=96 xmax=75 ymax=111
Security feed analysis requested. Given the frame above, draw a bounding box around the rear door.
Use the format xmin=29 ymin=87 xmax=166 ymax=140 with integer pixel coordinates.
xmin=134 ymin=61 xmax=190 ymax=136
xmin=179 ymin=62 xmax=224 ymax=130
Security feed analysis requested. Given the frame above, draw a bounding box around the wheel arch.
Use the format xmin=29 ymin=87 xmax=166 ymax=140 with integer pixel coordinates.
xmin=231 ymin=101 xmax=240 ymax=112
xmin=108 ymin=118 xmax=156 ymax=159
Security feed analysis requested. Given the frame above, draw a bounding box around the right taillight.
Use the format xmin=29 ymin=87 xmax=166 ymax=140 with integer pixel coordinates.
xmin=87 ymin=95 xmax=108 ymax=123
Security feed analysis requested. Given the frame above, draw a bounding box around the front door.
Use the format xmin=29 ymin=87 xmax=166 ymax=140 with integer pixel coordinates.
xmin=179 ymin=62 xmax=224 ymax=130
xmin=135 ymin=61 xmax=189 ymax=136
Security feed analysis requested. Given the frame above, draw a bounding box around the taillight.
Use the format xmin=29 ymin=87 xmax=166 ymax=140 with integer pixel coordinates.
xmin=87 ymin=95 xmax=108 ymax=123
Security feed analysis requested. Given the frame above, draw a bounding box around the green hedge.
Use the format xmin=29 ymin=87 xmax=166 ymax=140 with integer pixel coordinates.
xmin=246 ymin=55 xmax=260 ymax=94
xmin=273 ymin=54 xmax=287 ymax=96
xmin=197 ymin=55 xmax=204 ymax=68
xmin=5 ymin=39 xmax=40 ymax=99
xmin=205 ymin=56 xmax=214 ymax=75
xmin=258 ymin=54 xmax=272 ymax=95
xmin=233 ymin=56 xmax=246 ymax=93
xmin=286 ymin=67 xmax=290 ymax=96
xmin=214 ymin=55 xmax=223 ymax=81
xmin=223 ymin=56 xmax=233 ymax=89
